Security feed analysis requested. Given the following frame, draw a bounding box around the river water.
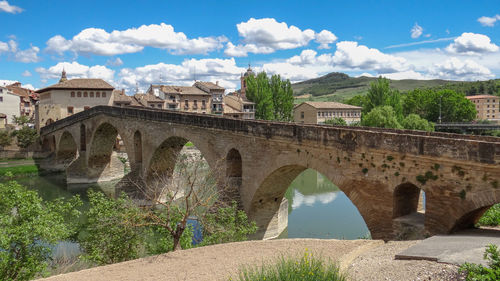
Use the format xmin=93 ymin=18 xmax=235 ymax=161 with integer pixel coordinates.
xmin=17 ymin=168 xmax=369 ymax=242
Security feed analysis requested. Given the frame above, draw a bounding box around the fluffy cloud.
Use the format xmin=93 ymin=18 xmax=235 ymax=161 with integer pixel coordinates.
xmin=478 ymin=15 xmax=500 ymax=27
xmin=0 ymin=40 xmax=40 ymax=63
xmin=428 ymin=57 xmax=494 ymax=81
xmin=411 ymin=23 xmax=423 ymax=39
xmin=315 ymin=30 xmax=337 ymax=49
xmin=381 ymin=70 xmax=430 ymax=80
xmin=21 ymin=70 xmax=32 ymax=77
xmin=0 ymin=1 xmax=23 ymax=14
xmin=225 ymin=18 xmax=336 ymax=56
xmin=36 ymin=62 xmax=115 ymax=83
xmin=45 ymin=23 xmax=227 ymax=56
xmin=445 ymin=32 xmax=499 ymax=55
xmin=106 ymin=57 xmax=123 ymax=67
xmin=117 ymin=58 xmax=246 ymax=93
xmin=332 ymin=41 xmax=408 ymax=73
xmin=261 ymin=62 xmax=322 ymax=82
xmin=0 ymin=41 xmax=8 ymax=53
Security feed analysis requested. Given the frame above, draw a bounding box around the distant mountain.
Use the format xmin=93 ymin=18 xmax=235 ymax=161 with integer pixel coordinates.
xmin=291 ymin=72 xmax=498 ymax=103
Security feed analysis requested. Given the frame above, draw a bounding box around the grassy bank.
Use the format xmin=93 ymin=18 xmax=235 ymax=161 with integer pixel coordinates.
xmin=0 ymin=164 xmax=39 ymax=177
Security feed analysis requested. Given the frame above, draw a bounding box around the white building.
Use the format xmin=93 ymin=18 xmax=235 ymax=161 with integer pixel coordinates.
xmin=0 ymin=86 xmax=22 ymax=128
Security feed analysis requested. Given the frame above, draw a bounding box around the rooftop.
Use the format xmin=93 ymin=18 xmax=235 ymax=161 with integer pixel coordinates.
xmin=194 ymin=81 xmax=225 ymax=91
xmin=298 ymin=101 xmax=362 ymax=110
xmin=466 ymin=95 xmax=499 ymax=100
xmin=36 ymin=78 xmax=114 ymax=93
xmin=160 ymin=85 xmax=210 ymax=96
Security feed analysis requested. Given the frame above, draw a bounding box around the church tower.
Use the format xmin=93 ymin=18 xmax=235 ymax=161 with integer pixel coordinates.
xmin=240 ymin=64 xmax=254 ymax=98
xmin=59 ymin=68 xmax=68 ymax=83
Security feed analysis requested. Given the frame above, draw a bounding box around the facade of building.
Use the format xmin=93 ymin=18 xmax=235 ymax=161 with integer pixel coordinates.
xmin=223 ymin=93 xmax=255 ymax=119
xmin=35 ymin=70 xmax=115 ymax=129
xmin=6 ymin=82 xmax=38 ymax=119
xmin=147 ymin=84 xmax=214 ymax=114
xmin=466 ymin=95 xmax=499 ymax=121
xmin=0 ymin=86 xmax=21 ymax=128
xmin=193 ymin=81 xmax=225 ymax=114
xmin=293 ymin=101 xmax=362 ymax=125
xmin=133 ymin=93 xmax=166 ymax=109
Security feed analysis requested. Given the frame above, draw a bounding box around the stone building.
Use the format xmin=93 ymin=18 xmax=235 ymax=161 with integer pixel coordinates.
xmin=133 ymin=93 xmax=166 ymax=109
xmin=0 ymin=86 xmax=21 ymax=128
xmin=35 ymin=70 xmax=115 ymax=129
xmin=293 ymin=101 xmax=362 ymax=125
xmin=466 ymin=95 xmax=499 ymax=121
xmin=193 ymin=81 xmax=225 ymax=114
xmin=223 ymin=93 xmax=255 ymax=119
xmin=240 ymin=65 xmax=255 ymax=98
xmin=6 ymin=82 xmax=38 ymax=119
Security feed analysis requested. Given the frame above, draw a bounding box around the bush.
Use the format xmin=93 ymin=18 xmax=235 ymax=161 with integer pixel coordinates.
xmin=478 ymin=204 xmax=500 ymax=226
xmin=0 ymin=130 xmax=12 ymax=148
xmin=79 ymin=190 xmax=145 ymax=265
xmin=401 ymin=114 xmax=434 ymax=132
xmin=361 ymin=106 xmax=402 ymax=129
xmin=324 ymin=117 xmax=347 ymax=126
xmin=459 ymin=244 xmax=500 ymax=280
xmin=0 ymin=181 xmax=81 ymax=281
xmin=233 ymin=250 xmax=348 ymax=281
xmin=11 ymin=126 xmax=38 ymax=148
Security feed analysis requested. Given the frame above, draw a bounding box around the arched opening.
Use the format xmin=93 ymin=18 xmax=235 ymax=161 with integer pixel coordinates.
xmin=42 ymin=135 xmax=56 ymax=154
xmin=80 ymin=124 xmax=86 ymax=151
xmin=452 ymin=206 xmax=491 ymax=232
xmin=88 ymin=123 xmax=128 ymax=182
xmin=392 ymin=182 xmax=426 ymax=240
xmin=225 ymin=148 xmax=242 ymax=203
xmin=249 ymin=166 xmax=370 ymax=240
xmin=56 ymin=131 xmax=77 ymax=167
xmin=134 ymin=130 xmax=142 ymax=165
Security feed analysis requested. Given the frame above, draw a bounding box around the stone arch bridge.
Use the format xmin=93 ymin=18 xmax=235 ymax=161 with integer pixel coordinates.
xmin=40 ymin=106 xmax=500 ymax=241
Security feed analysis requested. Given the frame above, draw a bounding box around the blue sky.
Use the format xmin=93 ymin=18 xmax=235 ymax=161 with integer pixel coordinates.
xmin=1 ymin=0 xmax=500 ymax=92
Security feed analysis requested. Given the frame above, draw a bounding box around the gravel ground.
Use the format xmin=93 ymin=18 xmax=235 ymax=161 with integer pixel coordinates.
xmin=40 ymin=239 xmax=464 ymax=281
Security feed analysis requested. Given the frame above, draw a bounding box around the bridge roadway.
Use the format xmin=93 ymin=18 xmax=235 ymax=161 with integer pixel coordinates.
xmin=39 ymin=106 xmax=500 ymax=240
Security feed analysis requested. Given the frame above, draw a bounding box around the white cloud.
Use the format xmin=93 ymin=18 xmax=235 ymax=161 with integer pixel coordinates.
xmin=22 ymin=84 xmax=35 ymax=90
xmin=0 ymin=1 xmax=23 ymax=14
xmin=36 ymin=62 xmax=115 ymax=83
xmin=291 ymin=190 xmax=338 ymax=209
xmin=46 ymin=23 xmax=227 ymax=56
xmin=117 ymin=58 xmax=246 ymax=93
xmin=332 ymin=41 xmax=408 ymax=73
xmin=0 ymin=39 xmax=40 ymax=63
xmin=0 ymin=41 xmax=8 ymax=53
xmin=478 ymin=15 xmax=500 ymax=27
xmin=0 ymin=79 xmax=18 ymax=86
xmin=261 ymin=62 xmax=322 ymax=82
xmin=381 ymin=70 xmax=430 ymax=80
xmin=445 ymin=32 xmax=499 ymax=55
xmin=225 ymin=18 xmax=336 ymax=56
xmin=106 ymin=57 xmax=123 ymax=67
xmin=315 ymin=30 xmax=337 ymax=49
xmin=21 ymin=70 xmax=32 ymax=77
xmin=356 ymin=72 xmax=374 ymax=77
xmin=428 ymin=57 xmax=494 ymax=81
xmin=411 ymin=23 xmax=423 ymax=39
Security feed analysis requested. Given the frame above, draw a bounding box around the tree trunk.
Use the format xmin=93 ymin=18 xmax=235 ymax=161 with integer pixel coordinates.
xmin=172 ymin=224 xmax=186 ymax=251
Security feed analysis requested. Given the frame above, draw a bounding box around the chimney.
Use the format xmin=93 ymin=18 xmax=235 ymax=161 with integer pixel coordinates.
xmin=121 ymin=89 xmax=125 ymax=95
xmin=216 ymin=81 xmax=219 ymax=86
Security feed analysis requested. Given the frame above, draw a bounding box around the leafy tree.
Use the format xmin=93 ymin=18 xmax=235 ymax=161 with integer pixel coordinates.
xmin=246 ymin=72 xmax=274 ymax=120
xmin=401 ymin=114 xmax=434 ymax=131
xmin=79 ymin=190 xmax=145 ymax=265
xmin=344 ymin=95 xmax=368 ymax=108
xmin=365 ymin=77 xmax=391 ymax=114
xmin=0 ymin=130 xmax=12 ymax=149
xmin=12 ymin=115 xmax=31 ymax=126
xmin=11 ymin=126 xmax=38 ymax=149
xmin=324 ymin=117 xmax=347 ymax=126
xmin=459 ymin=244 xmax=500 ymax=281
xmin=270 ymin=75 xmax=294 ymax=121
xmin=361 ymin=106 xmax=402 ymax=129
xmin=0 ymin=181 xmax=81 ymax=281
xmin=200 ymin=201 xmax=257 ymax=246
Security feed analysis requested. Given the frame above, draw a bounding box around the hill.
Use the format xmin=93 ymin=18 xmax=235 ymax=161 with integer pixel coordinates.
xmin=292 ymin=72 xmax=500 ymax=103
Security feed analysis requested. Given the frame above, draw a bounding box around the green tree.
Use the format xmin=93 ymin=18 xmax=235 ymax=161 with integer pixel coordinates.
xmin=0 ymin=181 xmax=81 ymax=281
xmin=270 ymin=75 xmax=294 ymax=121
xmin=11 ymin=126 xmax=38 ymax=148
xmin=12 ymin=115 xmax=31 ymax=126
xmin=324 ymin=117 xmax=347 ymax=126
xmin=79 ymin=190 xmax=145 ymax=265
xmin=401 ymin=114 xmax=434 ymax=131
xmin=246 ymin=72 xmax=274 ymax=120
xmin=344 ymin=95 xmax=368 ymax=108
xmin=0 ymin=130 xmax=12 ymax=149
xmin=361 ymin=106 xmax=402 ymax=129
xmin=365 ymin=77 xmax=391 ymax=114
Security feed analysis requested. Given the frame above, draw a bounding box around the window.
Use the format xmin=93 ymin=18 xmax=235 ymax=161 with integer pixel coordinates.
xmin=102 ymin=92 xmax=106 ymax=98
xmin=150 ymin=104 xmax=154 ymax=108
xmin=301 ymin=111 xmax=304 ymax=118
xmin=487 ymin=99 xmax=490 ymax=102
xmin=90 ymin=92 xmax=94 ymax=97
xmin=84 ymin=106 xmax=90 ymax=110
xmin=317 ymin=112 xmax=321 ymax=116
xmin=24 ymin=102 xmax=29 ymax=107
xmin=184 ymin=100 xmax=189 ymax=108
xmin=157 ymin=104 xmax=162 ymax=108
xmin=0 ymin=97 xmax=3 ymax=102
xmin=96 ymin=92 xmax=100 ymax=98
xmin=71 ymin=92 xmax=75 ymax=97
xmin=193 ymin=100 xmax=198 ymax=108
xmin=67 ymin=106 xmax=74 ymax=115
xmin=202 ymin=100 xmax=206 ymax=108
xmin=77 ymin=92 xmax=82 ymax=97
xmin=84 ymin=92 xmax=88 ymax=97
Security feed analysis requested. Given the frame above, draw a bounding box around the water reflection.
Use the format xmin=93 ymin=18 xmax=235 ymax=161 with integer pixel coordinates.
xmin=281 ymin=169 xmax=370 ymax=240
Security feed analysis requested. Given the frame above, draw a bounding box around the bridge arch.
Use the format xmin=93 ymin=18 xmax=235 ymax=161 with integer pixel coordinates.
xmin=248 ymin=164 xmax=375 ymax=240
xmin=42 ymin=135 xmax=56 ymax=154
xmin=56 ymin=131 xmax=78 ymax=167
xmin=450 ymin=189 xmax=500 ymax=232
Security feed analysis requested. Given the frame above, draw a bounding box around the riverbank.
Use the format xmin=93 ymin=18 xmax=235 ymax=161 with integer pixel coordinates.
xmin=39 ymin=239 xmax=461 ymax=281
xmin=0 ymin=158 xmax=39 ymax=177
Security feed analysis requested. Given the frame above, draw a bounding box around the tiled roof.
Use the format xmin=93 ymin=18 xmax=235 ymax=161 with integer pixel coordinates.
xmin=6 ymin=84 xmax=33 ymax=97
xmin=194 ymin=81 xmax=225 ymax=91
xmin=36 ymin=79 xmax=114 ymax=93
xmin=133 ymin=93 xmax=165 ymax=107
xmin=223 ymin=103 xmax=243 ymax=114
xmin=160 ymin=85 xmax=210 ymax=96
xmin=225 ymin=93 xmax=255 ymax=105
xmin=299 ymin=101 xmax=362 ymax=110
xmin=112 ymin=90 xmax=134 ymax=103
xmin=466 ymin=95 xmax=499 ymax=99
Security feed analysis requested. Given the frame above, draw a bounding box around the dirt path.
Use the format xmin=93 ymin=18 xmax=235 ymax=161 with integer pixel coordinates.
xmin=40 ymin=239 xmax=462 ymax=281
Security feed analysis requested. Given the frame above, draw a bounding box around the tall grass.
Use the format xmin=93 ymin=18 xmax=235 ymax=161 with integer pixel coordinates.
xmin=232 ymin=250 xmax=348 ymax=281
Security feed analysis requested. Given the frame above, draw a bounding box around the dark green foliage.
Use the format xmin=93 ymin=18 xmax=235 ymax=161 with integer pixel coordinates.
xmin=324 ymin=117 xmax=347 ymax=126
xmin=394 ymin=172 xmax=400 ymax=177
xmin=233 ymin=251 xmax=348 ymax=281
xmin=365 ymin=77 xmax=402 ymax=119
xmin=459 ymin=190 xmax=467 ymax=200
xmin=11 ymin=126 xmax=38 ymax=148
xmin=478 ymin=204 xmax=500 ymax=226
xmin=401 ymin=114 xmax=435 ymax=131
xmin=362 ymin=168 xmax=368 ymax=174
xmin=386 ymin=155 xmax=394 ymax=161
xmin=361 ymin=106 xmax=403 ymax=129
xmin=0 ymin=130 xmax=12 ymax=148
xmin=459 ymin=244 xmax=500 ymax=280
xmin=432 ymin=163 xmax=440 ymax=171
xmin=0 ymin=181 xmax=82 ymax=281
xmin=452 ymin=166 xmax=466 ymax=177
xmin=79 ymin=190 xmax=145 ymax=265
xmin=200 ymin=202 xmax=257 ymax=246
xmin=491 ymin=181 xmax=498 ymax=189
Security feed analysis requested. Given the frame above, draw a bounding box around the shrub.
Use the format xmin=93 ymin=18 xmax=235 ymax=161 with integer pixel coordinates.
xmin=0 ymin=130 xmax=12 ymax=149
xmin=478 ymin=204 xmax=500 ymax=226
xmin=324 ymin=117 xmax=347 ymax=126
xmin=459 ymin=244 xmax=500 ymax=280
xmin=233 ymin=250 xmax=348 ymax=281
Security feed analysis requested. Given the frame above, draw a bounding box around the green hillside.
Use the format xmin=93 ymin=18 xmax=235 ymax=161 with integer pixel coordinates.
xmin=292 ymin=72 xmax=497 ymax=103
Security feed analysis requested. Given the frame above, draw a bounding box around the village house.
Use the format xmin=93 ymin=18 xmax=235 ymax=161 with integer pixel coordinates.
xmin=147 ymin=84 xmax=212 ymax=113
xmin=0 ymin=86 xmax=21 ymax=128
xmin=222 ymin=66 xmax=256 ymax=119
xmin=293 ymin=101 xmax=362 ymax=125
xmin=6 ymin=82 xmax=38 ymax=119
xmin=466 ymin=95 xmax=499 ymax=122
xmin=193 ymin=81 xmax=225 ymax=114
xmin=35 ymin=70 xmax=115 ymax=130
